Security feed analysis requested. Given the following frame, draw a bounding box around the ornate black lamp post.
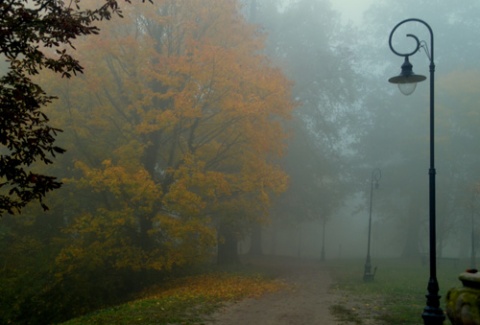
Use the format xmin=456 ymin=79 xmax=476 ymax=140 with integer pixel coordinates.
xmin=363 ymin=168 xmax=381 ymax=281
xmin=388 ymin=18 xmax=445 ymax=324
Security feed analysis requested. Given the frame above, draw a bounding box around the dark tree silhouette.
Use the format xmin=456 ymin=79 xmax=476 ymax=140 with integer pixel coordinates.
xmin=0 ymin=0 xmax=149 ymax=215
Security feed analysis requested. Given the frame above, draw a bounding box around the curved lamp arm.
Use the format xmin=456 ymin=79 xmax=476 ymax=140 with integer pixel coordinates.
xmin=388 ymin=18 xmax=435 ymax=95
xmin=389 ymin=18 xmax=434 ymax=61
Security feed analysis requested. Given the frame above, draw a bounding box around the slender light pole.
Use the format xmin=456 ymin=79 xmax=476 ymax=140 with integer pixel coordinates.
xmin=320 ymin=217 xmax=326 ymax=261
xmin=471 ymin=205 xmax=476 ymax=270
xmin=471 ymin=190 xmax=477 ymax=270
xmin=363 ymin=168 xmax=381 ymax=281
xmin=388 ymin=18 xmax=445 ymax=324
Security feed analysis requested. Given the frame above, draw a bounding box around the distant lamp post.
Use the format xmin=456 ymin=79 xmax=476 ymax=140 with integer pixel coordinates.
xmin=363 ymin=168 xmax=381 ymax=282
xmin=471 ymin=190 xmax=477 ymax=270
xmin=471 ymin=205 xmax=476 ymax=270
xmin=388 ymin=18 xmax=445 ymax=324
xmin=320 ymin=217 xmax=326 ymax=261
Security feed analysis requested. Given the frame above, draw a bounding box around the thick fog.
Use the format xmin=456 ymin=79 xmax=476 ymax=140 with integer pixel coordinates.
xmin=2 ymin=0 xmax=480 ymax=322
xmin=239 ymin=0 xmax=480 ymax=261
xmin=2 ymin=0 xmax=479 ymax=262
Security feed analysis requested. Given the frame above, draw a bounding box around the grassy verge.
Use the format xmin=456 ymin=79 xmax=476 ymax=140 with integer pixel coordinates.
xmin=61 ymin=272 xmax=286 ymax=325
xmin=328 ymin=258 xmax=465 ymax=324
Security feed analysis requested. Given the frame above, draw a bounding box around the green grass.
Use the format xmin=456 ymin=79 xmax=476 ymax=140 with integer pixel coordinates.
xmin=60 ymin=272 xmax=286 ymax=325
xmin=330 ymin=304 xmax=365 ymax=324
xmin=60 ymin=257 xmax=466 ymax=325
xmin=61 ymin=295 xmax=218 ymax=325
xmin=328 ymin=258 xmax=465 ymax=324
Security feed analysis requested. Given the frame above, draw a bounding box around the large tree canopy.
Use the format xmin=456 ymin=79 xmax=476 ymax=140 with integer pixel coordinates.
xmin=42 ymin=0 xmax=294 ymax=270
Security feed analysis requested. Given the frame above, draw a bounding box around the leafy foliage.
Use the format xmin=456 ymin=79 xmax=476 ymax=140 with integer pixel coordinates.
xmin=0 ymin=0 xmax=150 ymax=215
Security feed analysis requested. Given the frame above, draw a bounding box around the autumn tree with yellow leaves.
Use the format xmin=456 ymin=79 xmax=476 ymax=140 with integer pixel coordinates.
xmin=45 ymin=0 xmax=294 ymax=278
xmin=0 ymin=0 xmax=296 ymax=323
xmin=1 ymin=1 xmax=294 ymax=321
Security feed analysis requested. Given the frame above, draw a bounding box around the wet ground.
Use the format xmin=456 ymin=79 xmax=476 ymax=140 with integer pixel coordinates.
xmin=204 ymin=255 xmax=340 ymax=325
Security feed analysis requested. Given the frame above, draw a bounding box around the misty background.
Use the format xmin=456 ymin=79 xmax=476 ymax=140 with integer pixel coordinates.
xmin=2 ymin=0 xmax=480 ymax=323
xmin=241 ymin=0 xmax=480 ymax=260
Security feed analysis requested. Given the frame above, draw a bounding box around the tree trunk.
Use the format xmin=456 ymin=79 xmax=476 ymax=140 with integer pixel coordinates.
xmin=401 ymin=213 xmax=421 ymax=258
xmin=138 ymin=131 xmax=161 ymax=252
xmin=248 ymin=224 xmax=263 ymax=256
xmin=217 ymin=223 xmax=239 ymax=265
xmin=269 ymin=225 xmax=278 ymax=255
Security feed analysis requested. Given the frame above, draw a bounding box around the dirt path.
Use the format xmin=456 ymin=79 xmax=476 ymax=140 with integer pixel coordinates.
xmin=204 ymin=256 xmax=341 ymax=325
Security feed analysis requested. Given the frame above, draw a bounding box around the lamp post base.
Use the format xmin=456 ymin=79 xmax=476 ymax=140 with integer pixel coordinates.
xmin=363 ymin=259 xmax=377 ymax=282
xmin=422 ymin=307 xmax=445 ymax=325
xmin=422 ymin=278 xmax=445 ymax=325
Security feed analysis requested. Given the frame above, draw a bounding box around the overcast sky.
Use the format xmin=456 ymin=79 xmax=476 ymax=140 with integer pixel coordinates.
xmin=330 ymin=0 xmax=375 ymax=24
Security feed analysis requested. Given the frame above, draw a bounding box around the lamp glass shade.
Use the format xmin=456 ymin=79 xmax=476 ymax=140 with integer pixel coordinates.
xmin=388 ymin=56 xmax=426 ymax=95
xmin=398 ymin=82 xmax=417 ymax=96
xmin=388 ymin=73 xmax=426 ymax=96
